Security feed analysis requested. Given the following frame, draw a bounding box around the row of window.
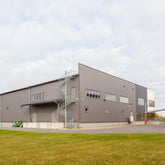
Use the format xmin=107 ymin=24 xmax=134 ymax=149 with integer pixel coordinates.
xmin=32 ymin=88 xmax=76 ymax=102
xmin=105 ymin=94 xmax=129 ymax=104
xmin=138 ymin=98 xmax=155 ymax=107
xmin=32 ymin=90 xmax=154 ymax=107
xmin=86 ymin=90 xmax=101 ymax=98
xmin=87 ymin=90 xmax=129 ymax=104
xmin=33 ymin=93 xmax=44 ymax=101
xmin=86 ymin=90 xmax=155 ymax=107
xmin=85 ymin=107 xmax=128 ymax=115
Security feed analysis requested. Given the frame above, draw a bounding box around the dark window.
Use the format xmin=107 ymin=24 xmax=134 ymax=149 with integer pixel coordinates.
xmin=85 ymin=108 xmax=88 ymax=112
xmin=86 ymin=89 xmax=101 ymax=99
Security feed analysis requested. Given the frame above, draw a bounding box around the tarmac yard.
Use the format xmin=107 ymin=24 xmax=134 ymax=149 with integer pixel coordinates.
xmin=1 ymin=124 xmax=165 ymax=133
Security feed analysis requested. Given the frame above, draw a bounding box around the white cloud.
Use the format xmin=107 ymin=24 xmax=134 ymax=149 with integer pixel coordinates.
xmin=0 ymin=0 xmax=164 ymax=109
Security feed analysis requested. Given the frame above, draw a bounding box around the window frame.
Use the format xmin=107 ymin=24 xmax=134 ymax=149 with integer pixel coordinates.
xmin=105 ymin=93 xmax=117 ymax=102
xmin=149 ymin=100 xmax=155 ymax=107
xmin=86 ymin=89 xmax=101 ymax=99
xmin=120 ymin=96 xmax=129 ymax=104
xmin=138 ymin=98 xmax=145 ymax=106
xmin=33 ymin=93 xmax=45 ymax=102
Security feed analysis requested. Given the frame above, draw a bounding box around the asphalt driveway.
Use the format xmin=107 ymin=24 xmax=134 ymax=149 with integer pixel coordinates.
xmin=0 ymin=124 xmax=165 ymax=134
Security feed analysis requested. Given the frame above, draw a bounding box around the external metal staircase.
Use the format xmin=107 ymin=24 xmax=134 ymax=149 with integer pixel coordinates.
xmin=58 ymin=95 xmax=76 ymax=111
xmin=58 ymin=70 xmax=77 ymax=128
xmin=59 ymin=70 xmax=77 ymax=97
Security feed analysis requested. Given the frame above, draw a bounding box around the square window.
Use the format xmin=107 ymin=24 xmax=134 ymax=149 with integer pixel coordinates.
xmin=149 ymin=100 xmax=155 ymax=107
xmin=138 ymin=98 xmax=144 ymax=106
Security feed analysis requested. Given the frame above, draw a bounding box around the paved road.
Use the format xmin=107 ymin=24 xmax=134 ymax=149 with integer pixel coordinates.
xmin=0 ymin=124 xmax=165 ymax=133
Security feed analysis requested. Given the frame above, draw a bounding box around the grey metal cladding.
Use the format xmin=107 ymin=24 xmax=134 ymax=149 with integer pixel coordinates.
xmin=135 ymin=84 xmax=147 ymax=113
xmin=79 ymin=64 xmax=136 ymax=123
xmin=30 ymin=80 xmax=62 ymax=102
xmin=0 ymin=89 xmax=30 ymax=122
xmin=0 ymin=63 xmax=151 ymax=124
xmin=33 ymin=104 xmax=57 ymax=122
xmin=0 ymin=73 xmax=79 ymax=122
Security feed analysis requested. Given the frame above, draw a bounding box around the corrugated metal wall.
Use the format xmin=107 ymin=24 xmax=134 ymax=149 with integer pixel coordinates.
xmin=79 ymin=64 xmax=136 ymax=123
xmin=0 ymin=64 xmax=154 ymax=123
xmin=135 ymin=84 xmax=147 ymax=114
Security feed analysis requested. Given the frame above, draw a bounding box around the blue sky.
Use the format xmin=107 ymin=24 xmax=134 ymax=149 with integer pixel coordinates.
xmin=0 ymin=0 xmax=165 ymax=113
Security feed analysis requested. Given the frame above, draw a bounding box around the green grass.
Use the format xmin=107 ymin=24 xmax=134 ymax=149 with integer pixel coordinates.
xmin=0 ymin=130 xmax=165 ymax=165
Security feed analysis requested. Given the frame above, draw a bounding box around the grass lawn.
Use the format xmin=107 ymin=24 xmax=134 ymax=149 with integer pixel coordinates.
xmin=0 ymin=130 xmax=165 ymax=165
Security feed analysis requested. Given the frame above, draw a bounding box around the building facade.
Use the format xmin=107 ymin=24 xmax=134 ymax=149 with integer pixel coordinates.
xmin=0 ymin=64 xmax=155 ymax=128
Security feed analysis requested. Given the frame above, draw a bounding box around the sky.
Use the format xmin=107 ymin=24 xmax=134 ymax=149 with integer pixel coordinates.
xmin=0 ymin=0 xmax=164 ymax=113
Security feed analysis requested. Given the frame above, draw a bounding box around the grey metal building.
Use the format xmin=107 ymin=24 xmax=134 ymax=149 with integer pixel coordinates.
xmin=0 ymin=64 xmax=155 ymax=129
